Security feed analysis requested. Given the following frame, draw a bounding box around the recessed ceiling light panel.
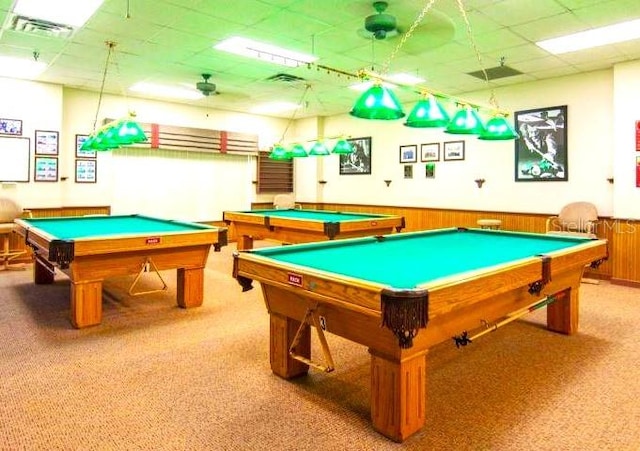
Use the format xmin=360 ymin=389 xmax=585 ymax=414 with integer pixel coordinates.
xmin=0 ymin=55 xmax=47 ymax=79
xmin=214 ymin=37 xmax=317 ymax=68
xmin=12 ymin=0 xmax=104 ymax=28
xmin=537 ymin=18 xmax=640 ymax=54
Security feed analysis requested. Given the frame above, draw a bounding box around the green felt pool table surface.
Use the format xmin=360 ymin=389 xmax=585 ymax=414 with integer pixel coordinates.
xmin=250 ymin=227 xmax=597 ymax=288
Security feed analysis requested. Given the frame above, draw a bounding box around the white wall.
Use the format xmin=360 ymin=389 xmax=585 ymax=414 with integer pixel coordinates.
xmin=613 ymin=60 xmax=640 ymax=219
xmin=302 ymin=69 xmax=615 ymax=216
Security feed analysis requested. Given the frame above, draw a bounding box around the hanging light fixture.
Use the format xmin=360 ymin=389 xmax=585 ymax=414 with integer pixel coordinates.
xmin=268 ymin=144 xmax=291 ymax=160
xmin=445 ymin=106 xmax=485 ymax=135
xmin=288 ymin=143 xmax=308 ymax=158
xmin=478 ymin=114 xmax=519 ymax=140
xmin=81 ymin=41 xmax=147 ymax=151
xmin=349 ymin=83 xmax=405 ymax=120
xmin=331 ymin=139 xmax=354 ymax=154
xmin=404 ymin=94 xmax=450 ymax=128
xmin=308 ymin=141 xmax=331 ymax=156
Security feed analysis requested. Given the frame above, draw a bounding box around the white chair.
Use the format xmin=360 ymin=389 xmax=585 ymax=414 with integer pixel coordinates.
xmin=273 ymin=194 xmax=301 ymax=210
xmin=0 ymin=197 xmax=30 ymax=271
xmin=545 ymin=202 xmax=599 ymax=238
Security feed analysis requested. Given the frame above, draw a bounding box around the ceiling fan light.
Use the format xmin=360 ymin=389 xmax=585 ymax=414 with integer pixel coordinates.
xmin=445 ymin=106 xmax=485 ymax=135
xmin=350 ymin=85 xmax=405 ymax=120
xmin=404 ymin=95 xmax=450 ymax=128
xmin=331 ymin=139 xmax=354 ymax=154
xmin=478 ymin=115 xmax=519 ymax=140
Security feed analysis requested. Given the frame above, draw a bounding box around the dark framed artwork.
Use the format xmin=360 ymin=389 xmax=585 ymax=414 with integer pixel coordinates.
xmin=0 ymin=118 xmax=22 ymax=136
xmin=425 ymin=163 xmax=435 ymax=178
xmin=515 ymin=105 xmax=567 ymax=181
xmin=75 ymin=159 xmax=97 ymax=183
xmin=404 ymin=165 xmax=413 ymax=179
xmin=34 ymin=156 xmax=58 ymax=182
xmin=35 ymin=130 xmax=59 ymax=155
xmin=399 ymin=144 xmax=417 ymax=163
xmin=420 ymin=143 xmax=440 ymax=162
xmin=443 ymin=141 xmax=465 ymax=161
xmin=76 ymin=134 xmax=96 ymax=158
xmin=339 ymin=137 xmax=371 ymax=175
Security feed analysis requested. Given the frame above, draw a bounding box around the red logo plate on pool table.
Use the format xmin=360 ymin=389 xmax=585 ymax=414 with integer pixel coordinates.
xmin=146 ymin=237 xmax=161 ymax=245
xmin=287 ymin=273 xmax=303 ymax=287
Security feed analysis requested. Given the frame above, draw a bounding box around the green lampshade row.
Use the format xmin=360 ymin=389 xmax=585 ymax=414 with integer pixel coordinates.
xmin=308 ymin=142 xmax=330 ymax=156
xmin=331 ymin=139 xmax=354 ymax=154
xmin=445 ymin=107 xmax=486 ymax=135
xmin=289 ymin=143 xmax=308 ymax=158
xmin=404 ymin=96 xmax=450 ymax=128
xmin=350 ymin=85 xmax=405 ymax=120
xmin=478 ymin=116 xmax=519 ymax=140
xmin=114 ymin=119 xmax=148 ymax=145
xmin=268 ymin=144 xmax=291 ymax=160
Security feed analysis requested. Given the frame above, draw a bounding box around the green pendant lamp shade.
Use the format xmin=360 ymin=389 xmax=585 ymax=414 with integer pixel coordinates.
xmin=478 ymin=115 xmax=519 ymax=140
xmin=308 ymin=141 xmax=330 ymax=156
xmin=288 ymin=143 xmax=308 ymax=157
xmin=268 ymin=144 xmax=291 ymax=160
xmin=331 ymin=139 xmax=354 ymax=154
xmin=112 ymin=119 xmax=148 ymax=145
xmin=404 ymin=95 xmax=450 ymax=128
xmin=350 ymin=84 xmax=405 ymax=120
xmin=445 ymin=106 xmax=485 ymax=135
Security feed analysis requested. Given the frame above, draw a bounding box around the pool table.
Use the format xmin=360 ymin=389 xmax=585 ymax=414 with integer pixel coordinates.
xmin=223 ymin=208 xmax=405 ymax=250
xmin=233 ymin=228 xmax=607 ymax=442
xmin=14 ymin=214 xmax=227 ymax=328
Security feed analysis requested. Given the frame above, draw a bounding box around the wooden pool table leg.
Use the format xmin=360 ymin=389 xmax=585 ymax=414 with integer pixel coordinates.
xmin=236 ymin=235 xmax=254 ymax=251
xmin=70 ymin=279 xmax=103 ymax=328
xmin=177 ymin=267 xmax=205 ymax=308
xmin=269 ymin=313 xmax=310 ymax=378
xmin=546 ymin=286 xmax=578 ymax=335
xmin=369 ymin=349 xmax=428 ymax=443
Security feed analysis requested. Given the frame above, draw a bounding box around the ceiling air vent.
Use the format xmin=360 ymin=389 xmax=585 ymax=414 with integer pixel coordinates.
xmin=467 ymin=65 xmax=522 ymax=81
xmin=8 ymin=15 xmax=75 ymax=38
xmin=265 ymin=73 xmax=306 ymax=83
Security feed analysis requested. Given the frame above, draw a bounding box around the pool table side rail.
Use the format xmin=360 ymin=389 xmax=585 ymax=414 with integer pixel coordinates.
xmin=14 ymin=218 xmax=227 ymax=266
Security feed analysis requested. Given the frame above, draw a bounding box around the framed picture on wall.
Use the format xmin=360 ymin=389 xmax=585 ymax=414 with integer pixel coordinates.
xmin=443 ymin=141 xmax=465 ymax=161
xmin=420 ymin=143 xmax=440 ymax=162
xmin=34 ymin=156 xmax=58 ymax=182
xmin=339 ymin=137 xmax=372 ymax=175
xmin=75 ymin=159 xmax=97 ymax=183
xmin=514 ymin=105 xmax=567 ymax=181
xmin=35 ymin=130 xmax=59 ymax=155
xmin=0 ymin=118 xmax=22 ymax=136
xmin=399 ymin=144 xmax=417 ymax=163
xmin=76 ymin=134 xmax=96 ymax=158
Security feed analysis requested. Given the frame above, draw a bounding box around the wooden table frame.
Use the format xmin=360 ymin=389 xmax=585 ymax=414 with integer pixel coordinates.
xmin=223 ymin=209 xmax=405 ymax=250
xmin=15 ymin=217 xmax=227 ymax=328
xmin=233 ymin=233 xmax=607 ymax=442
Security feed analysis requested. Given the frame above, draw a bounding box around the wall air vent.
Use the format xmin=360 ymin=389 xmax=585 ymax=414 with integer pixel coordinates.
xmin=467 ymin=65 xmax=522 ymax=81
xmin=265 ymin=73 xmax=306 ymax=83
xmin=8 ymin=15 xmax=75 ymax=38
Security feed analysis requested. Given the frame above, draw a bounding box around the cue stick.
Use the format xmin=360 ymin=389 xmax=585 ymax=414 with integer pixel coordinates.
xmin=455 ymin=295 xmax=557 ymax=346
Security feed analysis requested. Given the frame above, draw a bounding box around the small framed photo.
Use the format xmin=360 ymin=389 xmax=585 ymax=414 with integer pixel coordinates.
xmin=0 ymin=118 xmax=23 ymax=136
xmin=443 ymin=141 xmax=465 ymax=161
xmin=35 ymin=130 xmax=59 ymax=155
xmin=420 ymin=143 xmax=440 ymax=162
xmin=425 ymin=163 xmax=436 ymax=178
xmin=399 ymin=144 xmax=417 ymax=163
xmin=34 ymin=156 xmax=58 ymax=182
xmin=339 ymin=136 xmax=372 ymax=175
xmin=75 ymin=159 xmax=97 ymax=183
xmin=404 ymin=165 xmax=413 ymax=179
xmin=76 ymin=134 xmax=96 ymax=158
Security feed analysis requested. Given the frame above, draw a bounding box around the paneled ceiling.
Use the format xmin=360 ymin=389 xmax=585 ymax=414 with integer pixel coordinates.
xmin=1 ymin=0 xmax=640 ymax=118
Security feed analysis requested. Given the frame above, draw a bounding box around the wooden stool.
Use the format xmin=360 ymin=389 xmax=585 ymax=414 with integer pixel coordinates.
xmin=0 ymin=222 xmax=25 ymax=270
xmin=477 ymin=219 xmax=502 ymax=230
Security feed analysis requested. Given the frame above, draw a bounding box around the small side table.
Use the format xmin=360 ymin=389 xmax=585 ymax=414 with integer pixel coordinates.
xmin=477 ymin=219 xmax=502 ymax=230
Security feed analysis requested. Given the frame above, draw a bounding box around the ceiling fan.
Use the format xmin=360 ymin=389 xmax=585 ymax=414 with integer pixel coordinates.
xmin=359 ymin=1 xmax=401 ymax=40
xmin=195 ymin=73 xmax=219 ymax=96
